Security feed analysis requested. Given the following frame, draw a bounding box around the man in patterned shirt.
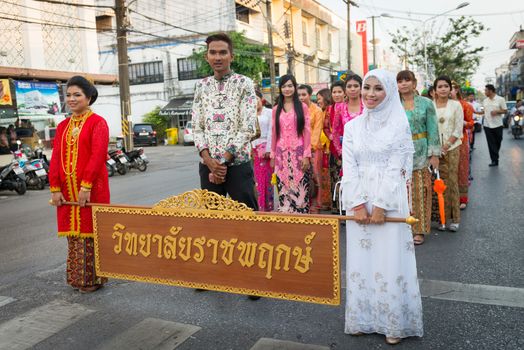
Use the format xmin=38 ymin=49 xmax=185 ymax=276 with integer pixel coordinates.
xmin=192 ymin=33 xmax=259 ymax=210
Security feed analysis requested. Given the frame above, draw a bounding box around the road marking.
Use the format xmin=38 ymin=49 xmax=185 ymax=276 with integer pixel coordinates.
xmin=419 ymin=279 xmax=524 ymax=308
xmin=250 ymin=338 xmax=330 ymax=350
xmin=342 ymin=278 xmax=524 ymax=308
xmin=0 ymin=296 xmax=15 ymax=308
xmin=97 ymin=318 xmax=201 ymax=350
xmin=0 ymin=300 xmax=94 ymax=350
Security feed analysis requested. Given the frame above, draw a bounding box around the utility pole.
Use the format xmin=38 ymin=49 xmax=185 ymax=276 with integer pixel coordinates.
xmin=343 ymin=0 xmax=359 ymax=72
xmin=284 ymin=19 xmax=293 ymax=74
xmin=265 ymin=0 xmax=277 ymax=104
xmin=115 ymin=0 xmax=133 ymax=151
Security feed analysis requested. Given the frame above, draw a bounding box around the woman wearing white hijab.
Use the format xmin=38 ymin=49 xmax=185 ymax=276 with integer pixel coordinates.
xmin=341 ymin=69 xmax=423 ymax=344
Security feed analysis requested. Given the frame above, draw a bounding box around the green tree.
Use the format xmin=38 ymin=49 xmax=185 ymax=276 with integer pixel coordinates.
xmin=390 ymin=16 xmax=488 ymax=84
xmin=142 ymin=106 xmax=169 ymax=139
xmin=191 ymin=31 xmax=269 ymax=82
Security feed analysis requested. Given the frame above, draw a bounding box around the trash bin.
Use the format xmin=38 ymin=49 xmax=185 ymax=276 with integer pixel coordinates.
xmin=166 ymin=128 xmax=178 ymax=145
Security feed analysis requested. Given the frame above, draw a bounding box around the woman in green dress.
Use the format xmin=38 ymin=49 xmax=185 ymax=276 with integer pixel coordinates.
xmin=397 ymin=70 xmax=441 ymax=245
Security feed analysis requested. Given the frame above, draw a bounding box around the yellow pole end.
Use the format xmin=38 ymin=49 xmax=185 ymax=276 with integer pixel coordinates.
xmin=406 ymin=216 xmax=419 ymax=226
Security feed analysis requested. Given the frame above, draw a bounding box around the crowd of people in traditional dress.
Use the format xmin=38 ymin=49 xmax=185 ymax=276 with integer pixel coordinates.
xmin=49 ymin=32 xmax=508 ymax=346
xmin=252 ymin=70 xmax=499 ymax=246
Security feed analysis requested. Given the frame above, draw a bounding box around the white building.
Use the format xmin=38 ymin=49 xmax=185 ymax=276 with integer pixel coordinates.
xmin=0 ymin=0 xmax=116 ymax=130
xmin=95 ymin=0 xmax=363 ymax=137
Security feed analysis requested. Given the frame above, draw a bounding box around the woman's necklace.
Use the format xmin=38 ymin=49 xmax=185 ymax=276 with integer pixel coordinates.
xmin=436 ymin=99 xmax=448 ymax=123
xmin=61 ymin=110 xmax=91 ymax=176
xmin=402 ymin=95 xmax=415 ymax=111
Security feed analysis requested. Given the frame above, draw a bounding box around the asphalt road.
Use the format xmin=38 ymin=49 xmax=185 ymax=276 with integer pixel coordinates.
xmin=0 ymin=131 xmax=523 ymax=350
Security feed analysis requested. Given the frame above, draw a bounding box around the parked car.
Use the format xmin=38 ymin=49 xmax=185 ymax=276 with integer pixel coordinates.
xmin=133 ymin=123 xmax=157 ymax=146
xmin=503 ymin=101 xmax=516 ymax=128
xmin=183 ymin=121 xmax=194 ymax=146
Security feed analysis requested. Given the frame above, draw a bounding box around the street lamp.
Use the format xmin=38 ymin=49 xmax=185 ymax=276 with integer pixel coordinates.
xmin=368 ymin=15 xmax=382 ymax=69
xmin=343 ymin=0 xmax=359 ymax=72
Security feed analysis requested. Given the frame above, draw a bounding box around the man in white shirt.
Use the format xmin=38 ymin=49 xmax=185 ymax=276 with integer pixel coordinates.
xmin=466 ymin=92 xmax=482 ymax=149
xmin=482 ymin=84 xmax=507 ymax=167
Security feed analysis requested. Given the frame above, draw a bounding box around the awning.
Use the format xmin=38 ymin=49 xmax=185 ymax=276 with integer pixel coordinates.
xmin=160 ymin=97 xmax=193 ymax=117
xmin=0 ymin=66 xmax=117 ymax=85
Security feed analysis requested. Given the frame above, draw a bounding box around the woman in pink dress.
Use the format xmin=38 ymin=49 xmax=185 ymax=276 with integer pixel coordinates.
xmin=334 ymin=74 xmax=364 ymax=126
xmin=271 ymin=75 xmax=311 ymax=213
xmin=323 ymin=81 xmax=346 ymax=212
xmin=252 ymin=90 xmax=274 ymax=211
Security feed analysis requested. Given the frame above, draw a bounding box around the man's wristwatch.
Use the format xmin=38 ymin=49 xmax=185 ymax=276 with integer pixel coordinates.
xmin=219 ymin=157 xmax=231 ymax=166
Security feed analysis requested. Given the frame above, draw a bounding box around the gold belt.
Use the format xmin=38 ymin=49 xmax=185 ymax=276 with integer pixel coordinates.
xmin=412 ymin=132 xmax=427 ymax=140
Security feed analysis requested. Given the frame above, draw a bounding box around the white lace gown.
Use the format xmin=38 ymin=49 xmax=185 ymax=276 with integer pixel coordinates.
xmin=341 ymin=117 xmax=424 ymax=338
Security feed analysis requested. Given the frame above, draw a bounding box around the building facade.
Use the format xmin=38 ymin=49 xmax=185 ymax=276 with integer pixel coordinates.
xmin=495 ymin=28 xmax=524 ymax=100
xmin=0 ymin=0 xmax=115 ymax=132
xmin=96 ymin=0 xmax=363 ymax=137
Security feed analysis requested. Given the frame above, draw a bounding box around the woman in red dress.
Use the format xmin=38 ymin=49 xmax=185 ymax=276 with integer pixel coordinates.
xmin=451 ymin=81 xmax=474 ymax=210
xmin=49 ymin=76 xmax=110 ymax=293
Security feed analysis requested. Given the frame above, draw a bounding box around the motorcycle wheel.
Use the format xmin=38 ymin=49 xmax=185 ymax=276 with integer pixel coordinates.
xmin=37 ymin=177 xmax=45 ymax=190
xmin=117 ymin=163 xmax=128 ymax=175
xmin=15 ymin=178 xmax=27 ymax=195
xmin=137 ymin=158 xmax=147 ymax=172
xmin=26 ymin=173 xmax=40 ymax=190
xmin=107 ymin=163 xmax=115 ymax=177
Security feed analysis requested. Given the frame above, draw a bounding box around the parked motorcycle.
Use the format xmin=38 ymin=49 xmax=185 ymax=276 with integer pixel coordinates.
xmin=106 ymin=154 xmax=116 ymax=177
xmin=108 ymin=149 xmax=129 ymax=175
xmin=13 ymin=141 xmax=47 ymax=190
xmin=511 ymin=112 xmax=523 ymax=139
xmin=0 ymin=159 xmax=26 ymax=195
xmin=124 ymin=147 xmax=148 ymax=172
xmin=33 ymin=140 xmax=49 ymax=167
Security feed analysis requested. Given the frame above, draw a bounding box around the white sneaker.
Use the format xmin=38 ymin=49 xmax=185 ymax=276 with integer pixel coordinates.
xmin=448 ymin=223 xmax=459 ymax=232
xmin=437 ymin=224 xmax=446 ymax=231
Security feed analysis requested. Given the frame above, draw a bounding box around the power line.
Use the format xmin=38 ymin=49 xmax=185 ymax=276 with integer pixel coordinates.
xmin=33 ymin=0 xmax=113 ymax=9
xmin=8 ymin=1 xmax=93 ymax=25
xmin=359 ymin=3 xmax=524 ymax=18
xmin=130 ymin=9 xmax=206 ymax=36
xmin=0 ymin=15 xmax=100 ymax=31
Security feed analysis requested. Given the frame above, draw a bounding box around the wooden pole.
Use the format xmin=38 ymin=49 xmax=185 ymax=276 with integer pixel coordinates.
xmin=53 ymin=201 xmax=419 ymax=225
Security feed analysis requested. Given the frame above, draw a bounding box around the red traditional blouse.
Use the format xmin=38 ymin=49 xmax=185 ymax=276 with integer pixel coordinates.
xmin=48 ymin=112 xmax=110 ymax=238
xmin=459 ymin=99 xmax=475 ymax=141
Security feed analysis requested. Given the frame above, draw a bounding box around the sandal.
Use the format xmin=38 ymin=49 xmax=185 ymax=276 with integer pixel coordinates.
xmin=385 ymin=337 xmax=401 ymax=345
xmin=413 ymin=234 xmax=425 ymax=245
xmin=78 ymin=285 xmax=102 ymax=294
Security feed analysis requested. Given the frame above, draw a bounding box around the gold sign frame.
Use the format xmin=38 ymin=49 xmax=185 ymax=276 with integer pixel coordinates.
xmin=92 ymin=190 xmax=340 ymax=305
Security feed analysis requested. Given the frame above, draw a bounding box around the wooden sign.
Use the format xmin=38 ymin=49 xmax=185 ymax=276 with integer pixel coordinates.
xmin=93 ymin=190 xmax=340 ymax=305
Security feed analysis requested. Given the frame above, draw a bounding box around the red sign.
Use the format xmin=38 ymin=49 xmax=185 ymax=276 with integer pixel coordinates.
xmin=356 ymin=20 xmax=368 ymax=75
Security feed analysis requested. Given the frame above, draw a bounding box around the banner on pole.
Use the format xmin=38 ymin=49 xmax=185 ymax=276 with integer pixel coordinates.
xmin=356 ymin=20 xmax=369 ymax=75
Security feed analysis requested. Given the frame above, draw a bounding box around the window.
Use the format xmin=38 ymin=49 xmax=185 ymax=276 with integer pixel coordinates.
xmin=315 ymin=26 xmax=321 ymax=50
xmin=328 ymin=33 xmax=332 ymax=54
xmin=302 ymin=19 xmax=308 ymax=46
xmin=129 ymin=61 xmax=164 ymax=85
xmin=235 ymin=4 xmax=250 ymax=23
xmin=177 ymin=58 xmax=205 ymax=81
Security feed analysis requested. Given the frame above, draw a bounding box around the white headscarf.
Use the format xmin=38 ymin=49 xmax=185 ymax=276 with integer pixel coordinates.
xmin=360 ymin=69 xmax=415 ymax=178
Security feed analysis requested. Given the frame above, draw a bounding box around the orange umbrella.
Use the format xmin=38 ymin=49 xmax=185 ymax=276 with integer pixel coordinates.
xmin=432 ymin=169 xmax=447 ymax=226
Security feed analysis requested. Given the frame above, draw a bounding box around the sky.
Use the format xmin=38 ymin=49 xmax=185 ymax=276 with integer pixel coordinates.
xmin=317 ymin=0 xmax=524 ymax=89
